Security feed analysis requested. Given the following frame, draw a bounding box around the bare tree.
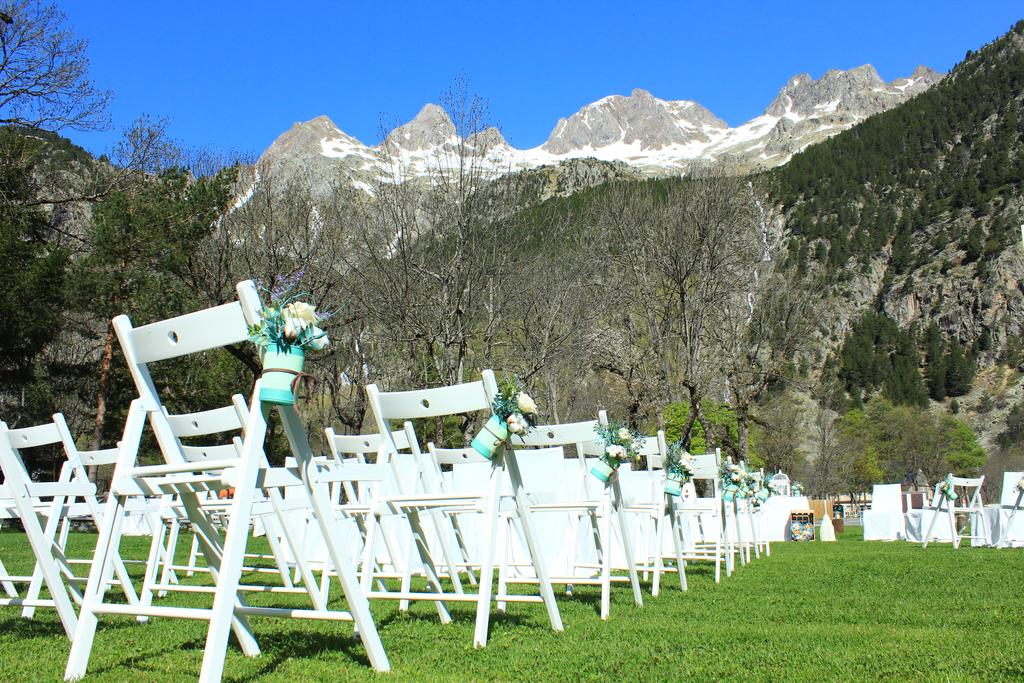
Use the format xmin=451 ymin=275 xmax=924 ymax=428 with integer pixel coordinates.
xmin=348 ymin=80 xmax=529 ymax=393
xmin=0 ymin=1 xmax=110 ymax=132
xmin=595 ymin=170 xmax=771 ymax=440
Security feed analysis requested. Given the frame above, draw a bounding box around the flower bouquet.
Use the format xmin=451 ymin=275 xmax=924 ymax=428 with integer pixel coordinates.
xmin=470 ymin=378 xmax=539 ymax=460
xmin=721 ymin=461 xmax=747 ymax=502
xmin=938 ymin=474 xmax=958 ymax=502
xmin=591 ymin=421 xmax=641 ymax=482
xmin=754 ymin=473 xmax=772 ymax=504
xmin=248 ymin=273 xmax=330 ymax=405
xmin=791 ymin=481 xmax=804 ymax=496
xmin=663 ymin=441 xmax=694 ymax=497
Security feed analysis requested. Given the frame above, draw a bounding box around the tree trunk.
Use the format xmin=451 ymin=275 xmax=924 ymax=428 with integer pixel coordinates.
xmin=697 ymin=412 xmax=714 ymax=450
xmin=681 ymin=386 xmax=700 ymax=450
xmin=737 ymin=409 xmax=749 ymax=461
xmin=90 ymin=323 xmax=116 ymax=488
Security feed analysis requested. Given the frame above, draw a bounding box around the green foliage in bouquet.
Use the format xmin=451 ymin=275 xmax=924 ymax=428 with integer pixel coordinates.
xmin=492 ymin=377 xmax=540 ymax=436
xmin=248 ymin=272 xmax=330 ymax=353
xmin=594 ymin=420 xmax=642 ymax=468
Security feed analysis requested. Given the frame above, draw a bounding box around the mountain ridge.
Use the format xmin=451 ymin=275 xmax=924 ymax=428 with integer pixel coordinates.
xmin=257 ymin=64 xmax=943 ymax=190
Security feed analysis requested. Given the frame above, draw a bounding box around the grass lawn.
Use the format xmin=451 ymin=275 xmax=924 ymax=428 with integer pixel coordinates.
xmin=0 ymin=527 xmax=1022 ymax=681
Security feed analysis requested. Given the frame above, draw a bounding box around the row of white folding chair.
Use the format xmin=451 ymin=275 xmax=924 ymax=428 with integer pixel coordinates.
xmin=922 ymin=475 xmax=990 ymax=549
xmin=664 ymin=448 xmax=735 ymax=583
xmin=65 ymin=280 xmax=389 ymax=682
xmin=620 ymin=432 xmax=687 ymax=596
xmin=362 ymin=373 xmax=564 ymax=648
xmin=136 ymin=398 xmax=322 ymax=608
xmin=0 ymin=415 xmax=139 ymax=640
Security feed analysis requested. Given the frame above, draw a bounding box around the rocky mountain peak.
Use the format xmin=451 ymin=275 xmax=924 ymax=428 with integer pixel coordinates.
xmin=764 ymin=64 xmax=942 ymax=120
xmin=467 ymin=126 xmax=510 ymax=151
xmin=384 ymin=103 xmax=457 ymax=151
xmin=542 ymin=87 xmax=727 ymax=155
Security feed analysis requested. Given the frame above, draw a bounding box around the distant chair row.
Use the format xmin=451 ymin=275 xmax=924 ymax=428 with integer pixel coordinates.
xmin=862 ymin=474 xmax=1024 ymax=548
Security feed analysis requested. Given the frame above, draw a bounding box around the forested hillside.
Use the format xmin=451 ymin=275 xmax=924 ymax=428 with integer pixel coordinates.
xmin=767 ymin=20 xmax=1024 ymax=485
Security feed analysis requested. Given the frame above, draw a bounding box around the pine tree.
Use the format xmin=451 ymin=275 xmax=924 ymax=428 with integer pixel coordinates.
xmin=923 ymin=322 xmax=947 ymax=401
xmin=945 ymin=339 xmax=975 ymax=396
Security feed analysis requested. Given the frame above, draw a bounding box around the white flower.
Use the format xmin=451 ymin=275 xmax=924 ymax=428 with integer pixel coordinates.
xmin=606 ymin=444 xmax=626 ymax=461
xmin=505 ymin=413 xmax=526 ymax=434
xmin=283 ymin=318 xmax=304 ymax=341
xmin=307 ymin=327 xmax=330 ymax=350
xmin=731 ymin=472 xmax=742 ymax=482
xmin=283 ymin=301 xmax=318 ymax=324
xmin=516 ymin=392 xmax=538 ymax=415
xmin=617 ymin=427 xmax=631 ymax=441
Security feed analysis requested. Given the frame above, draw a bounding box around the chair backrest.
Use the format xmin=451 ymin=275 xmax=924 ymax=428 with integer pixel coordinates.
xmin=162 ymin=395 xmax=249 ymax=464
xmin=688 ymin=449 xmax=721 ymax=479
xmin=325 ymin=428 xmax=411 ymax=462
xmin=365 ymin=371 xmax=500 ymax=496
xmin=112 ymin=280 xmax=264 ymax=464
xmin=870 ymin=484 xmax=903 ymax=512
xmin=428 ymin=444 xmax=490 ymax=466
xmin=0 ymin=417 xmax=98 ymax=505
xmin=1 ymin=420 xmax=63 ymax=483
xmin=1001 ymin=471 xmax=1024 ymax=506
xmin=940 ymin=475 xmax=985 ymax=509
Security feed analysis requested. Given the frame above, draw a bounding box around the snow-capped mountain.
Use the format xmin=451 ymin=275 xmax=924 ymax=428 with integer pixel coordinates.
xmin=257 ymin=64 xmax=943 ymax=192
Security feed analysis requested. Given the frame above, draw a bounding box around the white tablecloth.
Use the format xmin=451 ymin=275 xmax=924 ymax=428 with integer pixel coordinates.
xmin=757 ymin=496 xmax=810 ymax=542
xmin=904 ymin=509 xmax=955 ymax=543
xmin=863 ymin=510 xmax=906 ymax=541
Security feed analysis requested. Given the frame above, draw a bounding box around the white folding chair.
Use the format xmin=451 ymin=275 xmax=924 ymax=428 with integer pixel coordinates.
xmin=996 ymin=472 xmax=1024 ymax=548
xmin=623 ymin=431 xmax=687 ymax=596
xmin=513 ymin=415 xmax=644 ymax=619
xmin=734 ymin=461 xmax=765 ymax=562
xmin=321 ymin=429 xmax=416 ymax=599
xmin=668 ymin=448 xmax=732 ymax=582
xmin=363 ymin=372 xmax=563 ymax=648
xmin=136 ymin=398 xmax=319 ymax=607
xmin=862 ymin=484 xmax=906 ymax=541
xmin=65 ymin=280 xmax=389 ymax=682
xmin=749 ymin=469 xmax=771 ymax=557
xmin=922 ymin=475 xmax=990 ymax=549
xmin=0 ymin=415 xmax=139 ymax=640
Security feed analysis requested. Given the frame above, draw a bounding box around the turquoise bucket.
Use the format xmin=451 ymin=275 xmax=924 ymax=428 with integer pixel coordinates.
xmin=591 ymin=460 xmax=615 ymax=482
xmin=664 ymin=477 xmax=682 ymax=496
xmin=471 ymin=415 xmax=509 ymax=460
xmin=259 ymin=346 xmax=305 ymax=405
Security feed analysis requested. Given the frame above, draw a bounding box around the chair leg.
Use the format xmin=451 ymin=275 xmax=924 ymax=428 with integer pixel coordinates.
xmin=504 ymin=451 xmax=563 ymax=634
xmin=186 ymin=533 xmax=201 ymax=576
xmin=612 ymin=484 xmax=642 ymax=608
xmin=298 ymin=447 xmax=390 ymax=673
xmin=158 ymin=515 xmax=181 ymax=596
xmin=406 ymin=509 xmax=454 ymax=624
xmin=473 ymin=461 xmax=503 ymax=647
xmin=668 ymin=505 xmax=687 ymax=591
xmin=599 ymin=496 xmax=613 ymax=620
xmin=136 ymin=514 xmax=168 ymax=622
xmin=65 ymin=498 xmax=126 ymax=678
xmin=496 ymin=517 xmax=510 ymax=614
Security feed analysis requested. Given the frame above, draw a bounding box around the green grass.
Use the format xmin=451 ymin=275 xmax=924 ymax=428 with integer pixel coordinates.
xmin=0 ymin=528 xmax=1022 ymax=681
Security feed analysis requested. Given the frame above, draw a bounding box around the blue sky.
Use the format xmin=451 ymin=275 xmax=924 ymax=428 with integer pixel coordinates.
xmin=58 ymin=1 xmax=1022 ymax=157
